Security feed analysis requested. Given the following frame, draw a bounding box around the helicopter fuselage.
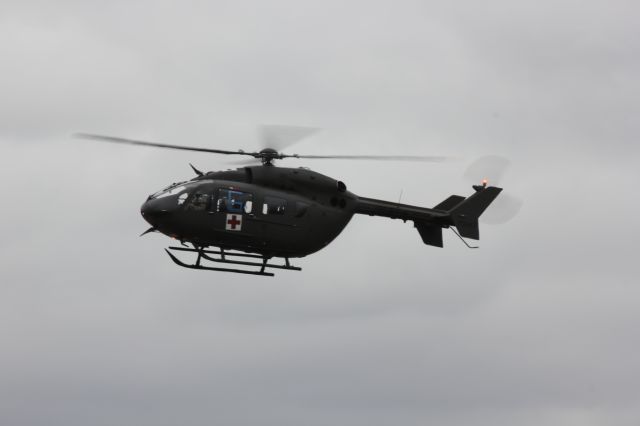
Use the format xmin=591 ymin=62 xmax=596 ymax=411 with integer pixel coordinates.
xmin=141 ymin=166 xmax=358 ymax=258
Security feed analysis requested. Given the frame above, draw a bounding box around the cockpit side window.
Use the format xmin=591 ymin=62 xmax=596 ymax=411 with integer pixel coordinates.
xmin=185 ymin=192 xmax=210 ymax=211
xmin=216 ymin=189 xmax=253 ymax=213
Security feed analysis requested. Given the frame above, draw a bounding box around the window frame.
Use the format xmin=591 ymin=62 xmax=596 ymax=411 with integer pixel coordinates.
xmin=185 ymin=192 xmax=210 ymax=211
xmin=262 ymin=195 xmax=288 ymax=216
xmin=215 ymin=188 xmax=254 ymax=214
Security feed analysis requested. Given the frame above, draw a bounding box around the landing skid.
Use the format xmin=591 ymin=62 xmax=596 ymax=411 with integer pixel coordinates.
xmin=165 ymin=246 xmax=302 ymax=277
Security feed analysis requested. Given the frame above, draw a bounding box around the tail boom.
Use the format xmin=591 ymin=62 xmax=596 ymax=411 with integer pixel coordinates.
xmin=354 ymin=186 xmax=503 ymax=247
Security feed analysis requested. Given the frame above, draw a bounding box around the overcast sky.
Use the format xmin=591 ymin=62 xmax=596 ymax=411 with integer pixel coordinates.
xmin=1 ymin=1 xmax=639 ymax=425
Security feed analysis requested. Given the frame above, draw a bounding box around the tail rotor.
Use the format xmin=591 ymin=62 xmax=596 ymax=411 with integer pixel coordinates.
xmin=463 ymin=155 xmax=523 ymax=224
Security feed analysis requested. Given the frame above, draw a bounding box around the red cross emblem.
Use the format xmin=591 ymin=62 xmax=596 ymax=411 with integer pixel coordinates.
xmin=225 ymin=214 xmax=242 ymax=231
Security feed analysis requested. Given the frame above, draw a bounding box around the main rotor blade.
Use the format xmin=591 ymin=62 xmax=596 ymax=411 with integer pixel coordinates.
xmin=75 ymin=133 xmax=256 ymax=157
xmin=224 ymin=158 xmax=263 ymax=167
xmin=259 ymin=125 xmax=320 ymax=152
xmin=76 ymin=132 xmax=451 ymax=164
xmin=283 ymin=154 xmax=449 ymax=162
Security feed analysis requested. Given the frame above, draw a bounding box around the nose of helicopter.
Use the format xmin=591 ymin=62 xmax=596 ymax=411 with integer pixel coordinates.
xmin=140 ymin=197 xmax=172 ymax=226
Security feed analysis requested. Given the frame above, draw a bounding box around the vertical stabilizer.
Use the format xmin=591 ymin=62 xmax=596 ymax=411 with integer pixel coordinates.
xmin=449 ymin=186 xmax=502 ymax=240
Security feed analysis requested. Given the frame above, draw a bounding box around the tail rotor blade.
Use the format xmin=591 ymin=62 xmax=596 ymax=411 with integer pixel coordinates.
xmin=463 ymin=155 xmax=523 ymax=224
xmin=463 ymin=155 xmax=510 ymax=185
xmin=479 ymin=192 xmax=523 ymax=224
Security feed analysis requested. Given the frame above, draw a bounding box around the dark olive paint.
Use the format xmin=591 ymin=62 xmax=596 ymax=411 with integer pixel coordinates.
xmin=141 ymin=165 xmax=502 ymax=259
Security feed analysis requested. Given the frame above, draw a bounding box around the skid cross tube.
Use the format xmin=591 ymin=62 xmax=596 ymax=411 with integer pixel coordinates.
xmin=199 ymin=252 xmax=301 ymax=271
xmin=165 ymin=249 xmax=275 ymax=276
xmin=170 ymin=246 xmax=265 ymax=259
xmin=166 ymin=246 xmax=301 ymax=276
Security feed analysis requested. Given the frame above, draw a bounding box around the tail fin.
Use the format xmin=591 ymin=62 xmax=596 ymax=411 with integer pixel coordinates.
xmin=415 ymin=223 xmax=443 ymax=247
xmin=449 ymin=186 xmax=502 ymax=240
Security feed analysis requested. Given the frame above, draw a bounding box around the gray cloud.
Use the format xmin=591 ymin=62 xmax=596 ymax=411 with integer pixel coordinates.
xmin=1 ymin=1 xmax=639 ymax=425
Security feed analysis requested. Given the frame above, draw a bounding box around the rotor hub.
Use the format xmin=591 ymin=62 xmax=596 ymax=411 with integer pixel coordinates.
xmin=258 ymin=148 xmax=280 ymax=165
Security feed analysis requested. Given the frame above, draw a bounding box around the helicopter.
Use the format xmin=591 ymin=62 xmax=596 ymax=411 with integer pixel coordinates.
xmin=76 ymin=129 xmax=503 ymax=277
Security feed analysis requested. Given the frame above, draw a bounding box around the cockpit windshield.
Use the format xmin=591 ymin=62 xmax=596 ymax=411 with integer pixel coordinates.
xmin=149 ymin=181 xmax=196 ymax=200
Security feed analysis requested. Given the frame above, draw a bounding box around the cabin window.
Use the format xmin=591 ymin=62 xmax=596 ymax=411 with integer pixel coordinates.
xmin=216 ymin=189 xmax=253 ymax=213
xmin=186 ymin=192 xmax=209 ymax=211
xmin=262 ymin=196 xmax=287 ymax=215
xmin=178 ymin=193 xmax=189 ymax=205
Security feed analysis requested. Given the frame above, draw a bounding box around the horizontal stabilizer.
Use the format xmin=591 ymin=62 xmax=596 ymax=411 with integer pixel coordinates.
xmin=434 ymin=195 xmax=465 ymax=211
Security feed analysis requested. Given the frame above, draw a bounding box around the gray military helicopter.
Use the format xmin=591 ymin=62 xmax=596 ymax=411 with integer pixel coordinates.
xmin=77 ymin=129 xmax=502 ymax=276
